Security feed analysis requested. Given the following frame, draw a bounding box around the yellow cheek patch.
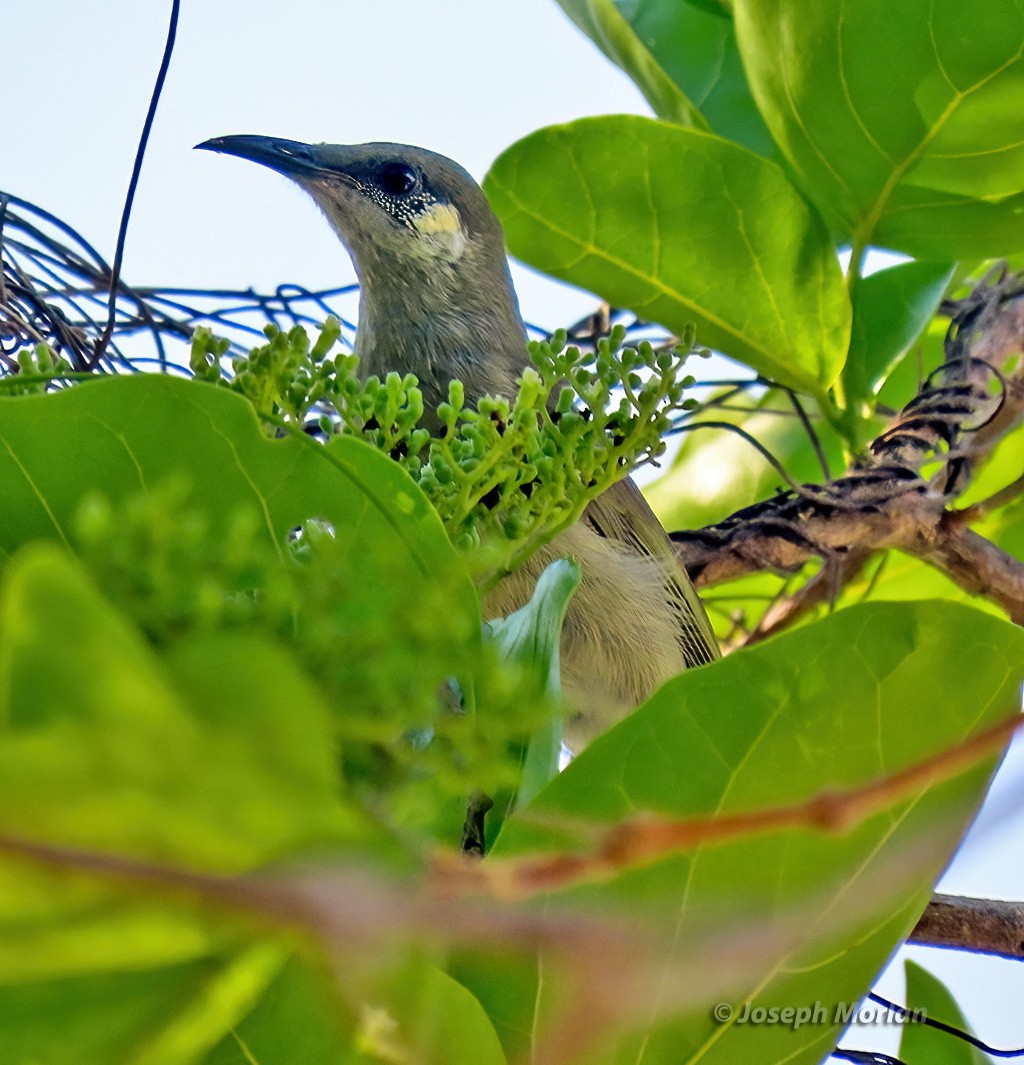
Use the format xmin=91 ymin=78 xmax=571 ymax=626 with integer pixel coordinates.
xmin=414 ymin=203 xmax=462 ymax=236
xmin=411 ymin=202 xmax=467 ymax=259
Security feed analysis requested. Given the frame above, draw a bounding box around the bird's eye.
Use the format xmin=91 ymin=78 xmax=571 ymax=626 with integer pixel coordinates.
xmin=378 ymin=162 xmax=419 ymax=197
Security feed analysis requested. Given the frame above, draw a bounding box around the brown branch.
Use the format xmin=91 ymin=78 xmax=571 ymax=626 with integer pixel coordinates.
xmin=910 ymin=893 xmax=1024 ymax=959
xmin=915 ymin=517 xmax=1024 ymax=624
xmin=674 ymin=274 xmax=1024 ymax=623
xmin=433 ymin=711 xmax=1022 ymax=901
xmin=742 ymin=549 xmax=872 ymax=646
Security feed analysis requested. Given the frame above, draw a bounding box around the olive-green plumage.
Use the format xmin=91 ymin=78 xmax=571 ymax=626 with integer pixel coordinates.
xmin=197 ymin=134 xmax=720 ymax=745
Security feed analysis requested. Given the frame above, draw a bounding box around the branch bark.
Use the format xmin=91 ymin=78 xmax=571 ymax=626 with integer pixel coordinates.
xmin=911 ymin=893 xmax=1024 ymax=959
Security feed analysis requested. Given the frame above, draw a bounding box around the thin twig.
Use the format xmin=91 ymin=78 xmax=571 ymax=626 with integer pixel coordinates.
xmin=90 ymin=0 xmax=181 ymax=368
xmin=787 ymin=389 xmax=832 ymax=479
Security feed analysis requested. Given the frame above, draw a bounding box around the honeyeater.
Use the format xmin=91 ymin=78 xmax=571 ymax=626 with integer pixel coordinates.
xmin=196 ymin=135 xmax=720 ymax=746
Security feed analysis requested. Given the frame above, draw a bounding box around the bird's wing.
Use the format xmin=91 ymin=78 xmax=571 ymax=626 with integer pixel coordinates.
xmin=582 ymin=476 xmax=720 ymax=667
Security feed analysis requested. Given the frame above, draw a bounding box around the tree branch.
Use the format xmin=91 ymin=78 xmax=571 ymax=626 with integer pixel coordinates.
xmin=910 ymin=893 xmax=1024 ymax=959
xmin=673 ymin=272 xmax=1024 ymax=622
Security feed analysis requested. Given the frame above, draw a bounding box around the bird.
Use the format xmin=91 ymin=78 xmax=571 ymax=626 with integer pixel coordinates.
xmin=195 ymin=135 xmax=720 ymax=747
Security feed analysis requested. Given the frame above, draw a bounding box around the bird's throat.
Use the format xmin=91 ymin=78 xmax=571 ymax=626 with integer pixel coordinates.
xmin=353 ymin=252 xmax=528 ymax=414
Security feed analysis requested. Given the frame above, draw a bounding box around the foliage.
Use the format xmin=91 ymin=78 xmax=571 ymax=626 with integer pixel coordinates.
xmin=491 ymin=0 xmax=1024 ymax=643
xmin=489 ymin=0 xmax=1024 ymax=444
xmin=191 ymin=318 xmax=703 ymax=582
xmin=899 ymin=961 xmax=993 ymax=1065
xmin=3 ymin=2 xmax=1024 ymax=1064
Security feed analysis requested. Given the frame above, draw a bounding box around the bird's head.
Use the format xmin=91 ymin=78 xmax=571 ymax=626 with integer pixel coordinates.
xmin=196 ymin=135 xmax=528 ymax=405
xmin=195 ymin=135 xmax=506 ymax=275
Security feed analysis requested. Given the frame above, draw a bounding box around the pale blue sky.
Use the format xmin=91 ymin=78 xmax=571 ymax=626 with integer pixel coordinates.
xmin=4 ymin=0 xmax=647 ymax=326
xmin=5 ymin=2 xmax=1023 ymax=1055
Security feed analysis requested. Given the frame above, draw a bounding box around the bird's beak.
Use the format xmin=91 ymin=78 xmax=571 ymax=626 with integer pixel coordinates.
xmin=194 ymin=135 xmax=329 ymax=180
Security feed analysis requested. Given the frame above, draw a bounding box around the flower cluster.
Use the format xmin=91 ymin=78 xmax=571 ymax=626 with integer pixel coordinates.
xmin=190 ymin=318 xmax=704 ymax=580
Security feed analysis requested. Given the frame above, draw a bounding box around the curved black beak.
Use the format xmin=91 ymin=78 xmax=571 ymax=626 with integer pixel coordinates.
xmin=194 ymin=135 xmax=324 ymax=179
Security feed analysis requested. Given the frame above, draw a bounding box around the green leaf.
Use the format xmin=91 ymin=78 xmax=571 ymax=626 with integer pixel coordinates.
xmin=487 ymin=559 xmax=581 ymax=808
xmin=879 ymin=187 xmax=1024 ymax=261
xmin=678 ymin=0 xmax=733 ymax=16
xmin=846 ymin=261 xmax=956 ymax=402
xmin=0 ymin=376 xmax=468 ymax=593
xmin=0 ymin=943 xmax=507 ymax=1065
xmin=0 ymin=546 xmax=367 ymax=877
xmin=553 ymin=0 xmax=708 ymax=126
xmin=486 ymin=115 xmax=850 ymax=391
xmin=734 ymin=0 xmax=1024 ymax=256
xmin=0 ymin=543 xmax=497 ymax=1064
xmin=0 ymin=953 xmax=271 ymax=1065
xmin=900 ymin=959 xmax=992 ymax=1065
xmin=615 ymin=0 xmax=779 ymax=159
xmin=203 ymin=954 xmax=360 ymax=1065
xmin=205 ymin=954 xmax=509 ymax=1065
xmin=358 ymin=961 xmax=509 ymax=1065
xmin=0 ymin=374 xmax=480 ymax=751
xmin=484 ymin=600 xmax=1023 ymax=1063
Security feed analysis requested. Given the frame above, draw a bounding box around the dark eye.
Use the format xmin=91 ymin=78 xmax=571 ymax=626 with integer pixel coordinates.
xmin=378 ymin=162 xmax=419 ymax=197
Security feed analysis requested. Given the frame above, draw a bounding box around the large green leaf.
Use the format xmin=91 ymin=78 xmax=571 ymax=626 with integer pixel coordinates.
xmin=486 ymin=115 xmax=850 ymax=391
xmin=0 ymin=546 xmax=502 ymax=1065
xmin=0 ymin=547 xmax=355 ymax=1060
xmin=900 ymin=960 xmax=992 ymax=1065
xmin=483 ymin=600 xmax=1023 ymax=1063
xmin=0 ymin=374 xmax=480 ymax=743
xmin=0 ymin=376 xmax=467 ymax=594
xmin=615 ymin=0 xmax=779 ymax=159
xmin=734 ymin=0 xmax=1024 ymax=256
xmin=0 ymin=941 xmax=507 ymax=1065
xmin=554 ymin=0 xmax=708 ymax=126
xmin=0 ymin=952 xmax=275 ymax=1065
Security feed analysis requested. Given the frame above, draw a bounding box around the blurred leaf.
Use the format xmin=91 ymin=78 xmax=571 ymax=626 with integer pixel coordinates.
xmin=487 ymin=600 xmax=1023 ymax=1063
xmin=697 ymin=567 xmax=810 ymax=645
xmin=0 ymin=937 xmax=506 ymax=1065
xmin=0 ymin=546 xmax=369 ymax=874
xmin=204 ymin=955 xmax=508 ymax=1065
xmin=734 ymin=0 xmax=1024 ymax=256
xmin=204 ymin=954 xmax=357 ymax=1065
xmin=0 ymin=520 xmax=496 ymax=1062
xmin=646 ymin=388 xmax=846 ymax=531
xmin=680 ymin=0 xmax=733 ymax=13
xmin=0 ymin=374 xmax=481 ymax=763
xmin=900 ymin=959 xmax=992 ymax=1065
xmin=0 ymin=953 xmax=266 ymax=1065
xmin=361 ymin=961 xmax=509 ymax=1065
xmin=486 ymin=115 xmax=850 ymax=392
xmin=554 ymin=0 xmax=708 ymax=126
xmin=616 ymin=0 xmax=779 ymax=158
xmin=846 ymin=261 xmax=956 ymax=403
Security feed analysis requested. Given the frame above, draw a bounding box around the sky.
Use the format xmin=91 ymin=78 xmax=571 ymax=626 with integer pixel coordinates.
xmin=4 ymin=0 xmax=644 ymax=328
xmin=4 ymin=1 xmax=1023 ymax=1056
